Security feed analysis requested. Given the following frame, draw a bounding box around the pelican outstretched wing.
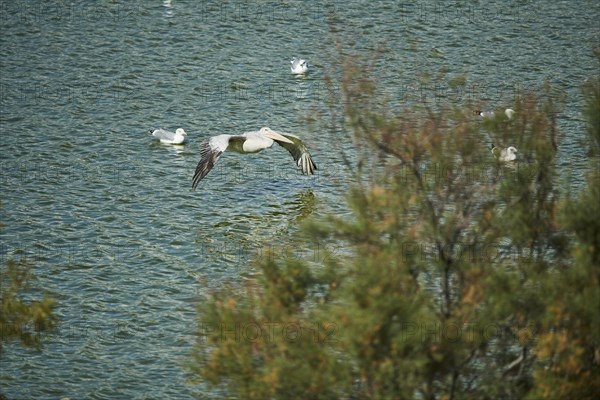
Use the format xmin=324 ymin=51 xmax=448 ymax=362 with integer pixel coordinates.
xmin=192 ymin=135 xmax=239 ymax=189
xmin=192 ymin=140 xmax=223 ymax=189
xmin=275 ymin=133 xmax=317 ymax=175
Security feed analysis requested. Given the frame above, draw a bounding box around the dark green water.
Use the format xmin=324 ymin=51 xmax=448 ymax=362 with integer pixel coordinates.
xmin=1 ymin=1 xmax=598 ymax=398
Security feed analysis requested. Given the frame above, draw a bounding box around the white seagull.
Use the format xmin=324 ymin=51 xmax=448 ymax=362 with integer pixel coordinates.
xmin=192 ymin=127 xmax=317 ymax=189
xmin=291 ymin=58 xmax=308 ymax=74
xmin=476 ymin=108 xmax=515 ymax=120
xmin=150 ymin=128 xmax=188 ymax=144
xmin=491 ymin=144 xmax=518 ymax=161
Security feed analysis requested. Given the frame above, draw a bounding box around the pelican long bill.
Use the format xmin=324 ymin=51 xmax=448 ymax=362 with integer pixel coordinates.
xmin=261 ymin=128 xmax=294 ymax=144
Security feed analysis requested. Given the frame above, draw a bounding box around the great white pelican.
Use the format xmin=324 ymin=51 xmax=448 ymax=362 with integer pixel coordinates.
xmin=192 ymin=127 xmax=317 ymax=189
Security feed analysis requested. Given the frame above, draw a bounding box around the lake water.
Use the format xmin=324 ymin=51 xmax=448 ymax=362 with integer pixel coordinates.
xmin=1 ymin=1 xmax=598 ymax=398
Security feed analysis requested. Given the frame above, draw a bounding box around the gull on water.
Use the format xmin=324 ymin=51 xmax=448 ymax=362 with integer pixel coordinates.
xmin=192 ymin=127 xmax=316 ymax=189
xmin=291 ymin=58 xmax=308 ymax=74
xmin=476 ymin=108 xmax=515 ymax=120
xmin=150 ymin=128 xmax=187 ymax=145
xmin=491 ymin=144 xmax=518 ymax=161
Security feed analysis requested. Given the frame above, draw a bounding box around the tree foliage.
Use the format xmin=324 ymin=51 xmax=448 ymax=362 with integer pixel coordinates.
xmin=528 ymin=49 xmax=600 ymax=400
xmin=191 ymin=46 xmax=600 ymax=399
xmin=0 ymin=258 xmax=56 ymax=353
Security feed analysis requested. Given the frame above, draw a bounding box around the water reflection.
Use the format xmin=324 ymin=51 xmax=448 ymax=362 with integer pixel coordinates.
xmin=163 ymin=0 xmax=174 ymax=18
xmin=150 ymin=139 xmax=189 ymax=155
xmin=193 ymin=188 xmax=317 ymax=274
xmin=282 ymin=189 xmax=316 ymax=223
xmin=164 ymin=143 xmax=187 ymax=155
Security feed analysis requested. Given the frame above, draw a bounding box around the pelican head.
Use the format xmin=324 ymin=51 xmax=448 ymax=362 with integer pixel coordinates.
xmin=260 ymin=127 xmax=294 ymax=144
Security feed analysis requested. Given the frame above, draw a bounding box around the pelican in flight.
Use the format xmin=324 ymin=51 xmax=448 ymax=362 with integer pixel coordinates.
xmin=150 ymin=128 xmax=187 ymax=144
xmin=475 ymin=108 xmax=515 ymax=120
xmin=491 ymin=144 xmax=518 ymax=161
xmin=192 ymin=127 xmax=317 ymax=189
xmin=291 ymin=58 xmax=308 ymax=74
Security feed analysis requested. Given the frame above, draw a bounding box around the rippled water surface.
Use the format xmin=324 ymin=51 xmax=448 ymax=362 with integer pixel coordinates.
xmin=1 ymin=1 xmax=599 ymax=398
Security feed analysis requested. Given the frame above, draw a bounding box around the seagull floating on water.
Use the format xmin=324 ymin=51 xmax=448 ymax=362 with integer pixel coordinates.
xmin=491 ymin=144 xmax=518 ymax=161
xmin=291 ymin=58 xmax=308 ymax=74
xmin=476 ymin=108 xmax=515 ymax=120
xmin=150 ymin=128 xmax=187 ymax=144
xmin=192 ymin=127 xmax=317 ymax=189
